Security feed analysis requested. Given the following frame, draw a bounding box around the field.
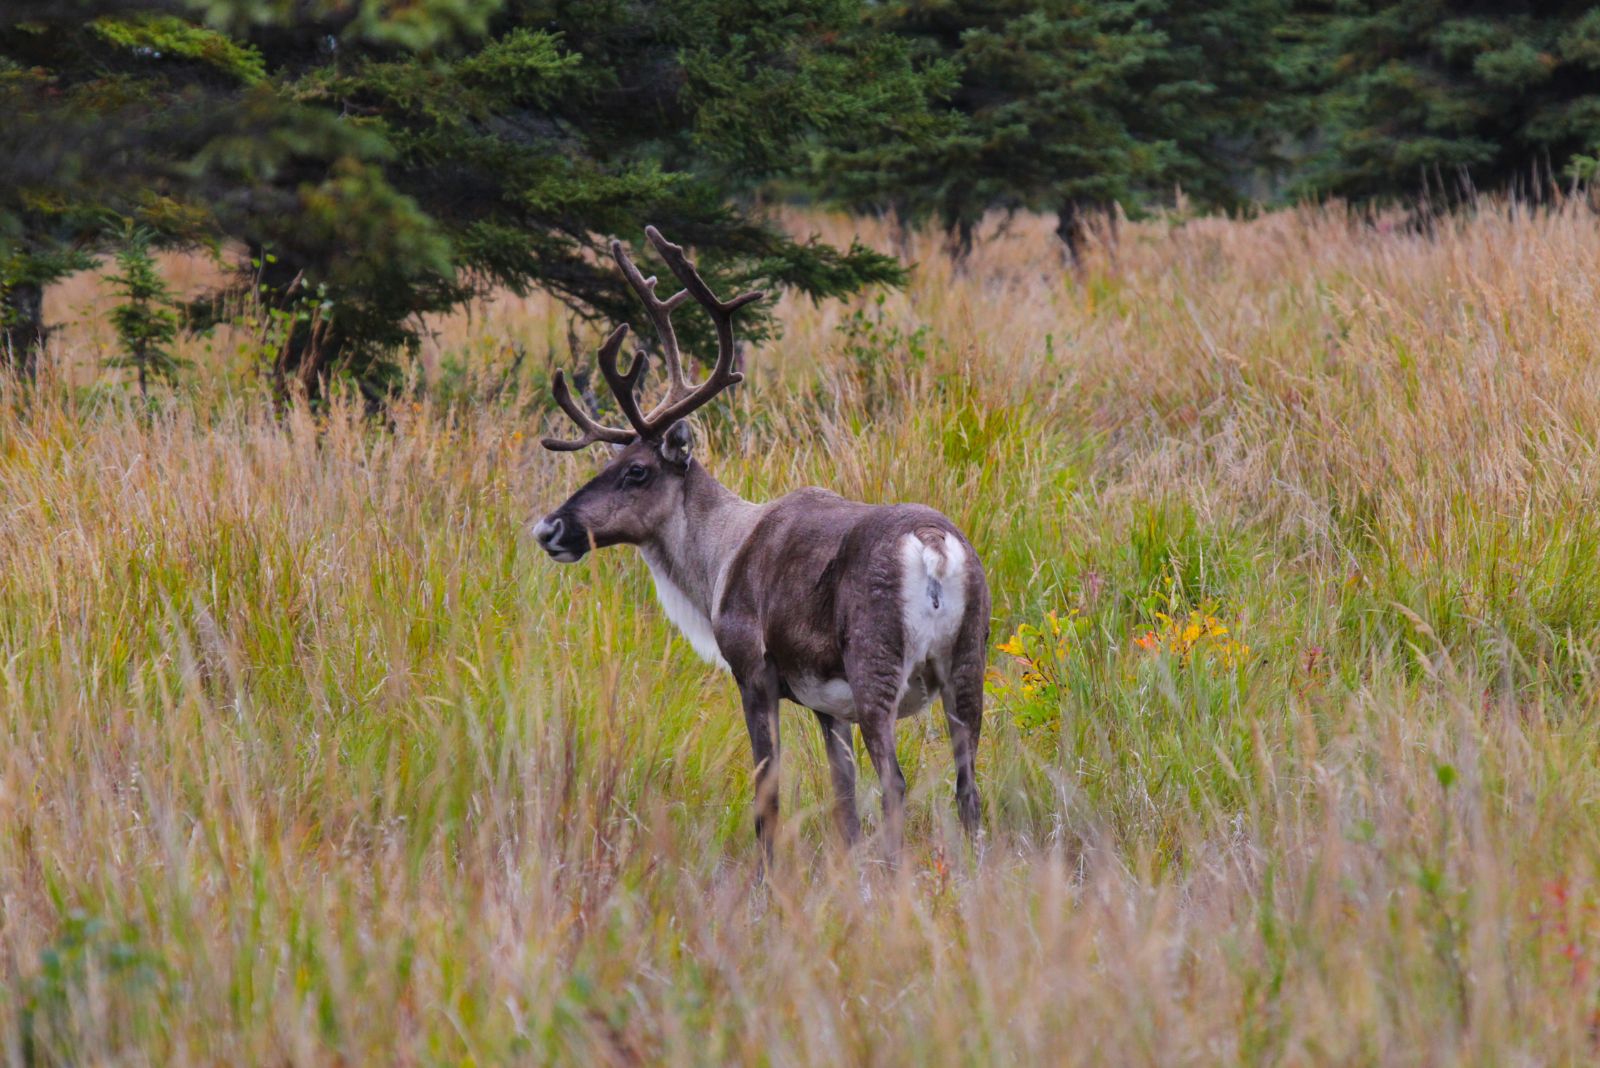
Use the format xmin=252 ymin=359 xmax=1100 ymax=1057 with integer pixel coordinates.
xmin=5 ymin=203 xmax=1600 ymax=1063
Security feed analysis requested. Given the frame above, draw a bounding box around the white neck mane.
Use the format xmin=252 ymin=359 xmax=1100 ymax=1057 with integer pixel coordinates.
xmin=636 ymin=462 xmax=761 ymax=673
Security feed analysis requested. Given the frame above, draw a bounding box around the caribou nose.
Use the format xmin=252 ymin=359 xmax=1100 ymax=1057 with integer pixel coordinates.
xmin=532 ymin=515 xmax=563 ymax=550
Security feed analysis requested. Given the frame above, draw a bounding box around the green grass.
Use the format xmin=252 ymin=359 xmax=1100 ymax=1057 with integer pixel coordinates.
xmin=7 ymin=203 xmax=1600 ymax=1062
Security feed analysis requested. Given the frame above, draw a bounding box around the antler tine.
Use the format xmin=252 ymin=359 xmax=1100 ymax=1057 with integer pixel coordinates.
xmin=540 ymin=323 xmax=639 ymax=451
xmin=610 ymin=239 xmax=693 ymax=401
xmin=596 ymin=328 xmax=653 ymax=439
xmin=637 ymin=224 xmax=765 ymax=431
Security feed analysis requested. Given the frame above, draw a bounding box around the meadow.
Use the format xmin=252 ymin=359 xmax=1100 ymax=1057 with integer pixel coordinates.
xmin=5 ymin=202 xmax=1600 ymax=1063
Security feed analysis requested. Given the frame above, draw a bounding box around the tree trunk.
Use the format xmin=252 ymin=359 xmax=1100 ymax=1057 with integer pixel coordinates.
xmin=1057 ymin=201 xmax=1120 ymax=273
xmin=2 ymin=281 xmax=45 ymax=379
xmin=889 ymin=198 xmax=915 ymax=262
xmin=1056 ymin=200 xmax=1089 ymax=272
xmin=945 ymin=217 xmax=976 ymax=264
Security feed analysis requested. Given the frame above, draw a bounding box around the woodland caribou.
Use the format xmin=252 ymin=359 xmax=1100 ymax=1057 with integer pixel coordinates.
xmin=532 ymin=226 xmax=990 ymax=860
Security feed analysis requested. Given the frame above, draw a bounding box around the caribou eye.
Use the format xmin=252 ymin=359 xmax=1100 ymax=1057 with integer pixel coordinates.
xmin=620 ymin=463 xmax=651 ymax=487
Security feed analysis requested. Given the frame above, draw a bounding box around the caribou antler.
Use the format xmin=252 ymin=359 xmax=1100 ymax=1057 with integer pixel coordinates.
xmin=542 ymin=226 xmax=764 ymax=451
xmin=540 ymin=324 xmax=638 ymax=451
xmin=632 ymin=225 xmax=764 ymax=429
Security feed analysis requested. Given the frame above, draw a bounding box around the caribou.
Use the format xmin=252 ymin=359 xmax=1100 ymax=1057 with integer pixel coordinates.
xmin=531 ymin=226 xmax=990 ymax=860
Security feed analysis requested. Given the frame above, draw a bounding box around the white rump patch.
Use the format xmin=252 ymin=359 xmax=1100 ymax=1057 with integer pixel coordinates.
xmin=643 ymin=558 xmax=730 ymax=672
xmin=898 ymin=531 xmax=967 ymax=692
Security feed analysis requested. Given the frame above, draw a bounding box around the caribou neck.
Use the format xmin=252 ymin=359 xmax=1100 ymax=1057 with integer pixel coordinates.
xmin=637 ymin=460 xmax=760 ymax=619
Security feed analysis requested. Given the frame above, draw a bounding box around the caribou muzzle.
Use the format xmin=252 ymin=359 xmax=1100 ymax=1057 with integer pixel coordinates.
xmin=532 ymin=512 xmax=590 ymax=563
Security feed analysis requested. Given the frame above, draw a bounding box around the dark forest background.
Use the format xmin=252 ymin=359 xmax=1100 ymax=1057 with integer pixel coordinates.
xmin=6 ymin=1 xmax=1599 ymax=396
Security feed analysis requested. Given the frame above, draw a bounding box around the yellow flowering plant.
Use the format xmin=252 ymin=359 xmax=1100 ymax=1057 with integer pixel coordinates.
xmin=987 ymin=609 xmax=1088 ymax=736
xmin=1131 ymin=605 xmax=1252 ymax=670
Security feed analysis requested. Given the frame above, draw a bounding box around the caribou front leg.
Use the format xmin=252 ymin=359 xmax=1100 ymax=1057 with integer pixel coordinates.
xmin=737 ymin=663 xmax=782 ymax=867
xmin=815 ymin=711 xmax=861 ymax=846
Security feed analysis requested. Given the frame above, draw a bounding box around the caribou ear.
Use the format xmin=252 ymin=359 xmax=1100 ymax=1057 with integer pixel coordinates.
xmin=658 ymin=420 xmax=693 ymax=468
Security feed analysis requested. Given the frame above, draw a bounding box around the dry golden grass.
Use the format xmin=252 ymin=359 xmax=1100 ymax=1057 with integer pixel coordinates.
xmin=7 ymin=202 xmax=1600 ymax=1063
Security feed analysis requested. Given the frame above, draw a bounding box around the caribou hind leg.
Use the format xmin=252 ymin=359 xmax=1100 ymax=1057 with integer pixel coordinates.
xmin=847 ymin=650 xmax=909 ymax=862
xmin=941 ymin=665 xmax=983 ymax=839
xmin=843 ymin=632 xmax=911 ymax=861
xmin=858 ymin=710 xmax=906 ymax=863
xmin=940 ymin=604 xmax=987 ymax=839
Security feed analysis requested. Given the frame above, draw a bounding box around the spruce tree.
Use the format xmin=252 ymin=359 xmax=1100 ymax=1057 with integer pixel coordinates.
xmin=818 ymin=0 xmax=1288 ymax=264
xmin=106 ymin=226 xmax=184 ymax=399
xmin=1128 ymin=1 xmax=1293 ymax=210
xmin=2 ymin=1 xmax=939 ymax=394
xmin=1297 ymin=1 xmax=1600 ymax=202
xmin=0 ymin=10 xmax=261 ymax=373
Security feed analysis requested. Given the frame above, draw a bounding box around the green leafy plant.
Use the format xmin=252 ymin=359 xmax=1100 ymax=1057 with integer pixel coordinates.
xmin=834 ymin=294 xmax=931 ymax=414
xmin=21 ymin=909 xmax=164 ymax=1064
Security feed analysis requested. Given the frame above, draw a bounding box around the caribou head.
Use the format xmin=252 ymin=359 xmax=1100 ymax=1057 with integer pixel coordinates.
xmin=531 ymin=226 xmax=758 ymax=563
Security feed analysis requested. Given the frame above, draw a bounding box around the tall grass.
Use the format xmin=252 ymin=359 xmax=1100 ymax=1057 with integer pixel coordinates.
xmin=7 ymin=201 xmax=1600 ymax=1062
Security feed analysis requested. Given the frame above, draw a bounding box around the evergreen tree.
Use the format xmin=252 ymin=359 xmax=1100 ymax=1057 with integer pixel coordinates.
xmin=1127 ymin=1 xmax=1293 ymax=209
xmin=822 ymin=1 xmax=1155 ymax=261
xmin=2 ymin=1 xmax=938 ymax=394
xmin=0 ymin=2 xmax=322 ymax=375
xmin=1297 ymin=1 xmax=1600 ymax=202
xmin=818 ymin=0 xmax=1288 ymax=263
xmin=106 ymin=226 xmax=184 ymax=399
